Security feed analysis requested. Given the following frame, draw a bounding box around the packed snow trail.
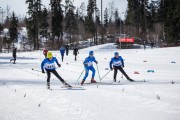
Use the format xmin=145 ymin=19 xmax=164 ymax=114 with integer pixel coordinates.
xmin=0 ymin=44 xmax=180 ymax=120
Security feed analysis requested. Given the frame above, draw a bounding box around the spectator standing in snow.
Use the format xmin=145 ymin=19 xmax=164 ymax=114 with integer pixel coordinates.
xmin=81 ymin=51 xmax=98 ymax=86
xmin=60 ymin=46 xmax=65 ymax=62
xmin=43 ymin=48 xmax=48 ymax=58
xmin=73 ymin=47 xmax=79 ymax=61
xmin=41 ymin=52 xmax=71 ymax=89
xmin=109 ymin=52 xmax=134 ymax=82
xmin=65 ymin=44 xmax=70 ymax=56
xmin=10 ymin=47 xmax=17 ymax=64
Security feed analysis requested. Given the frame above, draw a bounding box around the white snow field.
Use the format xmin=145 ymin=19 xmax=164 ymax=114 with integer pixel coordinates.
xmin=0 ymin=43 xmax=180 ymax=120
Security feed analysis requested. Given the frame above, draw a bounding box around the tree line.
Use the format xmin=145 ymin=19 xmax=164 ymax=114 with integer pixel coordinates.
xmin=0 ymin=0 xmax=179 ymax=51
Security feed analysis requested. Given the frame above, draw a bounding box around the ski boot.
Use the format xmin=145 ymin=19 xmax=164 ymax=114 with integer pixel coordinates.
xmin=64 ymin=82 xmax=72 ymax=88
xmin=113 ymin=78 xmax=116 ymax=82
xmin=127 ymin=78 xmax=134 ymax=82
xmin=47 ymin=82 xmax=50 ymax=89
xmin=81 ymin=80 xmax=85 ymax=86
xmin=91 ymin=78 xmax=97 ymax=83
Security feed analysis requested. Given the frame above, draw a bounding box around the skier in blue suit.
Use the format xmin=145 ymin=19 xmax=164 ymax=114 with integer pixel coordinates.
xmin=41 ymin=52 xmax=71 ymax=89
xmin=60 ymin=46 xmax=65 ymax=62
xmin=109 ymin=52 xmax=134 ymax=82
xmin=81 ymin=51 xmax=98 ymax=85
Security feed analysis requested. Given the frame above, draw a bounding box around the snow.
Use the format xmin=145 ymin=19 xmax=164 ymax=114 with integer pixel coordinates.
xmin=0 ymin=43 xmax=180 ymax=120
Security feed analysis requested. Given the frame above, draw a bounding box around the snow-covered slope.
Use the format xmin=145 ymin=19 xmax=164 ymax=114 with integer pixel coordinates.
xmin=0 ymin=44 xmax=180 ymax=120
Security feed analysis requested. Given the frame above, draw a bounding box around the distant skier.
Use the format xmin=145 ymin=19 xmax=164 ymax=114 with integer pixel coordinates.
xmin=43 ymin=48 xmax=48 ymax=58
xmin=151 ymin=42 xmax=154 ymax=49
xmin=109 ymin=52 xmax=134 ymax=82
xmin=60 ymin=46 xmax=65 ymax=62
xmin=73 ymin=47 xmax=79 ymax=61
xmin=41 ymin=52 xmax=71 ymax=89
xmin=65 ymin=44 xmax=70 ymax=56
xmin=10 ymin=47 xmax=17 ymax=64
xmin=81 ymin=51 xmax=98 ymax=85
xmin=143 ymin=40 xmax=146 ymax=50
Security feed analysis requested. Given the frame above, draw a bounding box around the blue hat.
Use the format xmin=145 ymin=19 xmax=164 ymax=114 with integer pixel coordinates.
xmin=89 ymin=51 xmax=94 ymax=55
xmin=114 ymin=52 xmax=119 ymax=56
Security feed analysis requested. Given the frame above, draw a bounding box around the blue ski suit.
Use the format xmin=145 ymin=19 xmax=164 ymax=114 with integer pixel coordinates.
xmin=41 ymin=57 xmax=65 ymax=83
xmin=109 ymin=56 xmax=124 ymax=69
xmin=60 ymin=47 xmax=65 ymax=56
xmin=83 ymin=56 xmax=97 ymax=80
xmin=60 ymin=47 xmax=65 ymax=62
xmin=109 ymin=56 xmax=130 ymax=80
xmin=41 ymin=57 xmax=60 ymax=71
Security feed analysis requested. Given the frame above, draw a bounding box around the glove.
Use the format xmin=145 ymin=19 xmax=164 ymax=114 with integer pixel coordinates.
xmin=84 ymin=63 xmax=88 ymax=66
xmin=110 ymin=67 xmax=113 ymax=71
xmin=95 ymin=61 xmax=98 ymax=64
xmin=42 ymin=70 xmax=45 ymax=73
xmin=57 ymin=64 xmax=61 ymax=67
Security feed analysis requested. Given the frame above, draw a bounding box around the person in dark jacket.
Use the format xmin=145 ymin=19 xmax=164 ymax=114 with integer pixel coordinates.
xmin=151 ymin=42 xmax=154 ymax=49
xmin=10 ymin=47 xmax=17 ymax=64
xmin=73 ymin=47 xmax=79 ymax=61
xmin=109 ymin=52 xmax=134 ymax=82
xmin=65 ymin=44 xmax=70 ymax=56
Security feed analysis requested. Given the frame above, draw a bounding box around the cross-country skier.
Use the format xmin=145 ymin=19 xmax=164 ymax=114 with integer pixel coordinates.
xmin=81 ymin=51 xmax=98 ymax=85
xmin=150 ymin=42 xmax=154 ymax=49
xmin=143 ymin=40 xmax=146 ymax=50
xmin=60 ymin=46 xmax=65 ymax=62
xmin=73 ymin=47 xmax=79 ymax=61
xmin=41 ymin=52 xmax=71 ymax=89
xmin=10 ymin=47 xmax=17 ymax=64
xmin=109 ymin=52 xmax=134 ymax=82
xmin=65 ymin=44 xmax=70 ymax=56
xmin=43 ymin=48 xmax=48 ymax=58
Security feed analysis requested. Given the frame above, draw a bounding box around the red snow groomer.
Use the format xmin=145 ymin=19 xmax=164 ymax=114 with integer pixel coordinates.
xmin=116 ymin=37 xmax=135 ymax=48
xmin=118 ymin=37 xmax=135 ymax=43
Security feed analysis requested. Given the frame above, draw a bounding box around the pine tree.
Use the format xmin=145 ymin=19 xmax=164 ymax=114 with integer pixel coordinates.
xmin=25 ymin=0 xmax=44 ymax=50
xmin=64 ymin=0 xmax=77 ymax=43
xmin=9 ymin=12 xmax=18 ymax=47
xmin=114 ymin=9 xmax=120 ymax=33
xmin=0 ymin=23 xmax=3 ymax=32
xmin=39 ymin=7 xmax=49 ymax=37
xmin=126 ymin=0 xmax=148 ymax=38
xmin=104 ymin=7 xmax=109 ymax=28
xmin=50 ymin=0 xmax=64 ymax=48
xmin=77 ymin=2 xmax=86 ymax=41
xmin=86 ymin=0 xmax=96 ymax=39
xmin=163 ymin=0 xmax=179 ymax=45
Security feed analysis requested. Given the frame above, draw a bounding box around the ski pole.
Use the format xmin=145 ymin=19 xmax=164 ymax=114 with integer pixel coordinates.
xmin=75 ymin=69 xmax=85 ymax=85
xmin=100 ymin=70 xmax=111 ymax=82
xmin=96 ymin=64 xmax=101 ymax=82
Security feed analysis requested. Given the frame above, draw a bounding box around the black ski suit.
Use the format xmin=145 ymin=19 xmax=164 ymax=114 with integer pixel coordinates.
xmin=11 ymin=48 xmax=17 ymax=64
xmin=73 ymin=48 xmax=79 ymax=61
xmin=65 ymin=45 xmax=70 ymax=56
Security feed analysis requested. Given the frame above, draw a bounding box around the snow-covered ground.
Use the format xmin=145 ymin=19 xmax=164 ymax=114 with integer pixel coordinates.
xmin=0 ymin=43 xmax=180 ymax=120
